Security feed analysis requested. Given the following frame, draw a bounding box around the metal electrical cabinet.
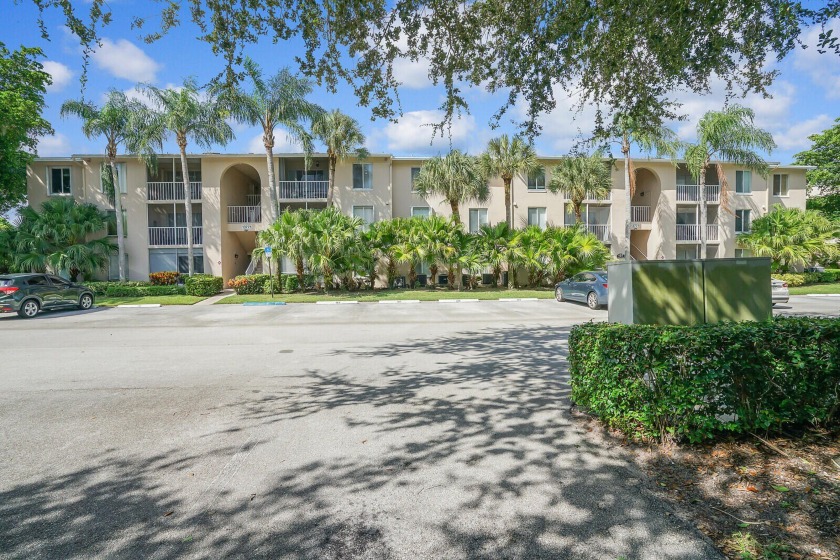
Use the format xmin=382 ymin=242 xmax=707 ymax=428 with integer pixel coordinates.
xmin=607 ymin=258 xmax=772 ymax=325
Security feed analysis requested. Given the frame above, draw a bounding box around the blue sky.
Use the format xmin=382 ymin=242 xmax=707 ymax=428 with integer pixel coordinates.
xmin=4 ymin=1 xmax=839 ymax=164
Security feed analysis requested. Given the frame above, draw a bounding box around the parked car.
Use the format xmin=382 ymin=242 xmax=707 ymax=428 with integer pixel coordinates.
xmin=771 ymin=278 xmax=789 ymax=306
xmin=0 ymin=274 xmax=95 ymax=318
xmin=804 ymin=265 xmax=825 ymax=273
xmin=555 ymin=271 xmax=608 ymax=309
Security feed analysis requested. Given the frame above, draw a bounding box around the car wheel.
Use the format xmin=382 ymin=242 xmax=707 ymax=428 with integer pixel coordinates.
xmin=586 ymin=291 xmax=600 ymax=310
xmin=555 ymin=287 xmax=565 ymax=302
xmin=79 ymin=294 xmax=93 ymax=310
xmin=18 ymin=299 xmax=40 ymax=319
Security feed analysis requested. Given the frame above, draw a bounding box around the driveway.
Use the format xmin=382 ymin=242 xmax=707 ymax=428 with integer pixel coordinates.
xmin=1 ymin=301 xmax=724 ymax=559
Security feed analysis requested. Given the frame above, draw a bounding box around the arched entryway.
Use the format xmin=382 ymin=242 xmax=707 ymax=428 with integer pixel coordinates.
xmin=221 ymin=163 xmax=262 ymax=281
xmin=630 ymin=167 xmax=661 ymax=260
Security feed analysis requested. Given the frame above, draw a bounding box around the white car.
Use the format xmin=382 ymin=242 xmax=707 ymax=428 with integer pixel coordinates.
xmin=771 ymin=279 xmax=789 ymax=305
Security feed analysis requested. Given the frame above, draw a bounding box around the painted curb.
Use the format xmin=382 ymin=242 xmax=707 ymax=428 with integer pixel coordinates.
xmin=315 ymin=300 xmax=359 ymax=305
xmin=116 ymin=304 xmax=161 ymax=308
xmin=439 ymin=299 xmax=480 ymax=303
xmin=498 ymin=297 xmax=540 ymax=302
xmin=242 ymin=301 xmax=287 ymax=306
xmin=378 ymin=300 xmax=421 ymax=304
xmin=804 ymin=294 xmax=840 ymax=297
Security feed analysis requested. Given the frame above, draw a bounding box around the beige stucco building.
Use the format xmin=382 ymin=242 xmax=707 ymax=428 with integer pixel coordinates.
xmin=26 ymin=153 xmax=809 ymax=282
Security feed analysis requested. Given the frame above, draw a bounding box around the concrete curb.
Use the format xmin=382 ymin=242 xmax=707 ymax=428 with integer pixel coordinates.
xmin=498 ymin=297 xmax=540 ymax=302
xmin=378 ymin=300 xmax=421 ymax=304
xmin=804 ymin=294 xmax=840 ymax=297
xmin=242 ymin=301 xmax=286 ymax=306
xmin=315 ymin=300 xmax=359 ymax=305
xmin=439 ymin=299 xmax=480 ymax=303
xmin=116 ymin=304 xmax=161 ymax=308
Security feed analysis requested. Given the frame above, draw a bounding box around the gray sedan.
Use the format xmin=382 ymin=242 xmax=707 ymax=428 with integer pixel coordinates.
xmin=772 ymin=279 xmax=790 ymax=305
xmin=555 ymin=271 xmax=609 ymax=309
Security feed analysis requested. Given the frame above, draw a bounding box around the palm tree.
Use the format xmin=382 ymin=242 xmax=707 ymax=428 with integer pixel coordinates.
xmin=312 ymin=110 xmax=369 ymax=206
xmin=684 ymin=105 xmax=775 ymax=258
xmin=218 ymin=59 xmax=323 ymax=221
xmin=392 ymin=217 xmax=426 ymax=288
xmin=306 ymin=208 xmax=360 ymax=291
xmin=254 ymin=210 xmax=311 ymax=291
xmin=13 ymin=198 xmax=113 ymax=281
xmin=137 ymin=78 xmax=234 ymax=276
xmin=548 ymin=152 xmax=612 ymax=223
xmin=413 ymin=150 xmax=490 ymax=227
xmin=476 ymin=222 xmax=512 ymax=287
xmin=510 ymin=226 xmax=549 ymax=287
xmin=544 ymin=226 xmax=610 ymax=283
xmin=366 ymin=218 xmax=403 ymax=288
xmin=417 ymin=215 xmax=458 ymax=286
xmin=738 ymin=205 xmax=838 ymax=273
xmin=480 ymin=135 xmax=539 ymax=228
xmin=60 ymin=91 xmax=150 ymax=281
xmin=608 ymin=115 xmax=681 ymax=260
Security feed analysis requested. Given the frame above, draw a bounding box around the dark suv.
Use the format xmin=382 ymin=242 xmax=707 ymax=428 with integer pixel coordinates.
xmin=0 ymin=274 xmax=95 ymax=318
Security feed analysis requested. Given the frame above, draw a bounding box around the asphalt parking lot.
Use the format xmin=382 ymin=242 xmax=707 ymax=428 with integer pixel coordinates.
xmin=1 ymin=296 xmax=836 ymax=559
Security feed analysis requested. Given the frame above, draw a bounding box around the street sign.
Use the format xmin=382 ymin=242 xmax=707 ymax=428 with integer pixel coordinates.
xmin=264 ymin=246 xmax=272 ymax=259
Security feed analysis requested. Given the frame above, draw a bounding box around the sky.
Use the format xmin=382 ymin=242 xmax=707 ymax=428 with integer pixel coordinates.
xmin=3 ymin=1 xmax=839 ymax=164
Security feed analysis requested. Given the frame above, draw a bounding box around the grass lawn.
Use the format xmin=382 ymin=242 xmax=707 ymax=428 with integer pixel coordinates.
xmin=789 ymin=283 xmax=840 ymax=295
xmin=219 ymin=287 xmax=555 ymax=304
xmin=96 ymin=295 xmax=207 ymax=306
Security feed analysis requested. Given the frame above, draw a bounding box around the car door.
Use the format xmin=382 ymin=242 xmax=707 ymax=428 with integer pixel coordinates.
xmin=26 ymin=275 xmax=59 ymax=307
xmin=579 ymin=273 xmax=597 ymax=299
xmin=566 ymin=274 xmax=584 ymax=301
xmin=48 ymin=275 xmax=78 ymax=306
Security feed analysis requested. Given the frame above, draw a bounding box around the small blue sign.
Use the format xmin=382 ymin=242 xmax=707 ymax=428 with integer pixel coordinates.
xmin=264 ymin=246 xmax=272 ymax=258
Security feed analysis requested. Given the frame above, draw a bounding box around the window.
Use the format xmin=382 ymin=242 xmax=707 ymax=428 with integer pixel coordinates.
xmin=107 ymin=210 xmax=127 ymax=237
xmin=50 ymin=168 xmax=72 ymax=195
xmin=528 ymin=207 xmax=547 ymax=229
xmin=410 ymin=167 xmax=421 ymax=191
xmin=735 ymin=170 xmax=751 ymax=194
xmin=735 ymin=209 xmax=751 ymax=233
xmin=411 ymin=207 xmax=431 ymax=219
xmin=527 ymin=168 xmax=546 ymax=190
xmin=108 ymin=254 xmax=129 ymax=280
xmin=352 ymin=205 xmax=375 ymax=226
xmin=735 ymin=248 xmax=752 ymax=258
xmin=353 ymin=163 xmax=373 ymax=190
xmin=676 ymin=246 xmax=698 ymax=260
xmin=178 ymin=255 xmax=204 ymax=274
xmin=468 ymin=208 xmax=488 ymax=233
xmin=49 ymin=275 xmax=72 ymax=287
xmin=773 ymin=174 xmax=789 ymax=197
xmin=26 ymin=276 xmax=50 ymax=287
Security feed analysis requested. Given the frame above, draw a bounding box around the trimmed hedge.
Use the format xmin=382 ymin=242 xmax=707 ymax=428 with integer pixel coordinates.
xmin=568 ymin=318 xmax=840 ymax=443
xmin=149 ymin=271 xmax=180 ymax=285
xmin=228 ymin=274 xmax=271 ymax=294
xmin=104 ymin=285 xmax=186 ymax=297
xmin=771 ymin=273 xmax=806 ymax=286
xmin=84 ymin=281 xmax=150 ymax=296
xmin=185 ymin=274 xmax=224 ymax=296
xmin=772 ymin=271 xmax=840 ymax=286
xmin=283 ymin=273 xmax=316 ymax=293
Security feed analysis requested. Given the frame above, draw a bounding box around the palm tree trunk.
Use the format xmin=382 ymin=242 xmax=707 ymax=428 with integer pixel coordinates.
xmin=264 ymin=133 xmax=278 ymax=223
xmin=622 ymin=136 xmax=632 ymax=261
xmin=107 ymin=154 xmax=127 ymax=282
xmin=574 ymin=203 xmax=583 ymax=224
xmin=326 ymin=153 xmax=337 ymax=206
xmin=504 ymin=177 xmax=512 ymax=228
xmin=177 ymin=136 xmax=195 ymax=276
xmin=429 ymin=263 xmax=438 ymax=287
xmin=449 ymin=199 xmax=461 ymax=227
xmin=699 ymin=161 xmax=707 ymax=259
xmin=408 ymin=261 xmax=417 ymax=288
xmin=296 ymin=258 xmax=305 ymax=292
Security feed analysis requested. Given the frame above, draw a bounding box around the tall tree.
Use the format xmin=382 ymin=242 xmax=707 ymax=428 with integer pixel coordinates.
xmin=254 ymin=209 xmax=311 ymax=291
xmin=548 ymin=152 xmax=612 ymax=223
xmin=480 ymin=135 xmax=539 ymax=228
xmin=794 ymin=117 xmax=840 ymax=196
xmin=413 ymin=150 xmax=489 ymax=227
xmin=60 ymin=91 xmax=150 ymax=281
xmin=0 ymin=43 xmax=52 ymax=213
xmin=137 ymin=79 xmax=234 ymax=276
xmin=684 ymin=105 xmax=775 ymax=258
xmin=312 ymin=110 xmax=368 ymax=206
xmin=218 ymin=59 xmax=323 ymax=221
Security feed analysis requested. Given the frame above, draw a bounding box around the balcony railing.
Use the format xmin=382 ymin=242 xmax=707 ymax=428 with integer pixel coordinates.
xmin=676 ymin=224 xmax=719 ymax=242
xmin=245 ymin=194 xmax=261 ymax=206
xmin=147 ymin=181 xmax=202 ymax=201
xmin=586 ymin=224 xmax=610 ymax=242
xmin=148 ymin=226 xmax=203 ymax=246
xmin=676 ymin=184 xmax=720 ymax=203
xmin=584 ymin=190 xmax=611 ymax=202
xmin=228 ymin=205 xmax=262 ymax=224
xmin=631 ymin=205 xmax=651 ymax=223
xmin=278 ymin=180 xmax=329 ymax=199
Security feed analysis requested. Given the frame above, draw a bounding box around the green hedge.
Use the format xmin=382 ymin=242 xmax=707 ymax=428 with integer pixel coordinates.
xmin=283 ymin=273 xmax=316 ymax=293
xmin=568 ymin=318 xmax=840 ymax=442
xmin=185 ymin=274 xmax=224 ymax=296
xmin=84 ymin=281 xmax=151 ymax=295
xmin=104 ymin=285 xmax=186 ymax=297
xmin=772 ymin=272 xmax=840 ymax=286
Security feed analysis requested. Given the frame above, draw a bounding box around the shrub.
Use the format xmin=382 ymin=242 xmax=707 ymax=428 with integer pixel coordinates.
xmin=771 ymin=273 xmax=806 ymax=287
xmin=263 ymin=276 xmax=282 ymax=294
xmin=228 ymin=274 xmax=271 ymax=295
xmin=185 ymin=274 xmax=224 ymax=296
xmin=568 ymin=318 xmax=840 ymax=443
xmin=104 ymin=285 xmax=186 ymax=297
xmin=84 ymin=281 xmax=150 ymax=295
xmin=818 ymin=270 xmax=840 ymax=283
xmin=282 ymin=273 xmax=316 ymax=293
xmin=149 ymin=271 xmax=180 ymax=285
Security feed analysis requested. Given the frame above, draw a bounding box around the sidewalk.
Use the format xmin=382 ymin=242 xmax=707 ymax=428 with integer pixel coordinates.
xmin=194 ymin=289 xmax=235 ymax=306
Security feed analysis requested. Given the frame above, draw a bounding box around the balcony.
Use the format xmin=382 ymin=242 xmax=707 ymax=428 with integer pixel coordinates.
xmin=228 ymin=205 xmax=262 ymax=224
xmin=676 ymin=184 xmax=720 ymax=203
xmin=246 ymin=194 xmax=261 ymax=206
xmin=586 ymin=224 xmax=611 ymax=242
xmin=278 ymin=180 xmax=329 ymax=200
xmin=631 ymin=206 xmax=651 ymax=223
xmin=147 ymin=182 xmax=202 ymax=201
xmin=584 ymin=190 xmax=611 ymax=202
xmin=676 ymin=224 xmax=719 ymax=242
xmin=148 ymin=226 xmax=203 ymax=246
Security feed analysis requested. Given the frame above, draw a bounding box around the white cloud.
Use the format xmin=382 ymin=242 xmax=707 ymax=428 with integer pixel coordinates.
xmin=247 ymin=130 xmax=304 ymax=154
xmin=36 ymin=133 xmax=71 ymax=156
xmin=793 ymin=19 xmax=840 ymax=99
xmin=91 ymin=38 xmax=161 ymax=82
xmin=42 ymin=61 xmax=74 ymax=92
xmin=771 ymin=114 xmax=833 ymax=151
xmin=379 ymin=110 xmax=476 ymax=153
xmin=512 ymin=83 xmax=600 ymax=154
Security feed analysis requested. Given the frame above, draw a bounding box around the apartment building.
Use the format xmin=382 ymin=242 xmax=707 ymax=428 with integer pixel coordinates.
xmin=26 ymin=153 xmax=808 ymax=282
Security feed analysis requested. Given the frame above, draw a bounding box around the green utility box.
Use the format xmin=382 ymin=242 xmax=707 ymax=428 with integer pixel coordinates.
xmin=607 ymin=258 xmax=772 ymax=325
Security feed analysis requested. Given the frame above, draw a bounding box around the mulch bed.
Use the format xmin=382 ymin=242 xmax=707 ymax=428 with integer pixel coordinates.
xmin=628 ymin=429 xmax=840 ymax=559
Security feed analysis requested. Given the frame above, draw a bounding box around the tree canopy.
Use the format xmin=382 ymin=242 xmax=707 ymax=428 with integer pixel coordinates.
xmin=0 ymin=42 xmax=52 ymax=213
xmin=794 ymin=117 xmax=840 ymax=196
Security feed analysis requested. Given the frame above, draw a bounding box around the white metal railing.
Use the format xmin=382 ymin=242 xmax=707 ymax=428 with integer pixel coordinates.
xmin=246 ymin=194 xmax=261 ymax=206
xmin=676 ymin=184 xmax=720 ymax=202
xmin=584 ymin=190 xmax=611 ymax=202
xmin=706 ymin=224 xmax=719 ymax=241
xmin=147 ymin=181 xmax=202 ymax=201
xmin=586 ymin=224 xmax=610 ymax=241
xmin=228 ymin=205 xmax=262 ymax=223
xmin=278 ymin=180 xmax=329 ymax=199
xmin=676 ymin=224 xmax=700 ymax=241
xmin=148 ymin=226 xmax=203 ymax=246
xmin=631 ymin=206 xmax=651 ymax=223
